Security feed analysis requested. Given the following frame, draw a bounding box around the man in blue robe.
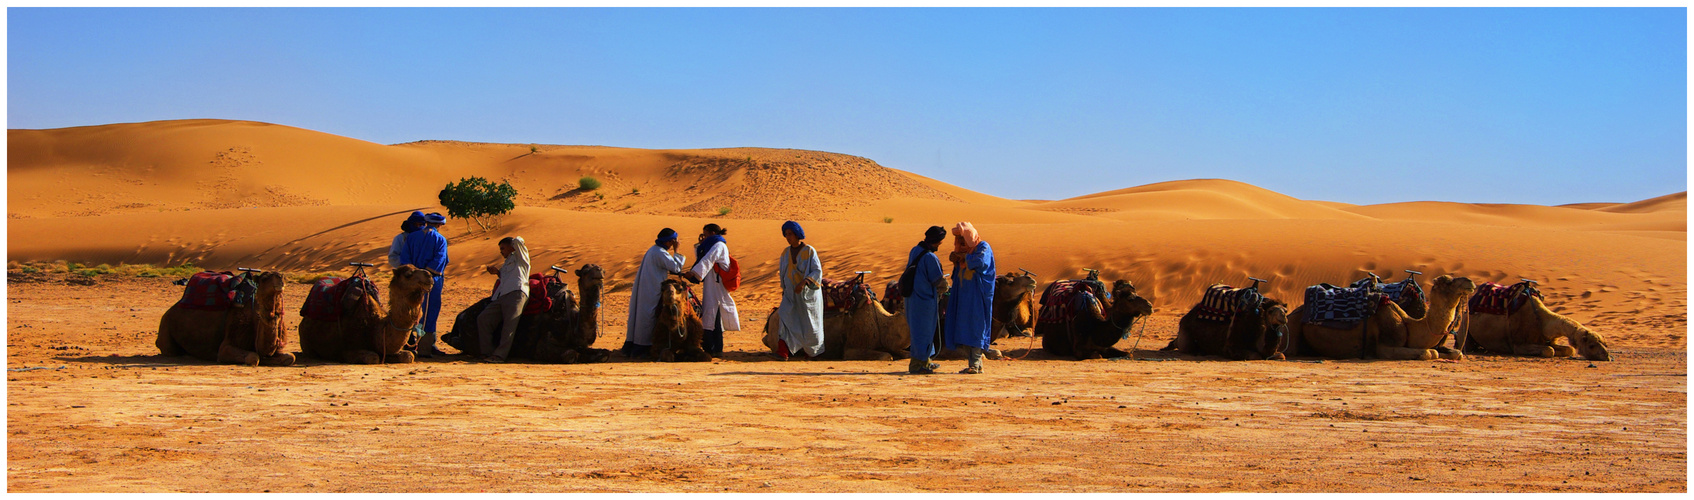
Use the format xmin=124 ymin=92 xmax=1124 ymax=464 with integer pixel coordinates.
xmin=402 ymin=212 xmax=450 ymax=357
xmin=904 ymin=226 xmax=948 ymax=374
xmin=943 ymin=221 xmax=995 ymax=374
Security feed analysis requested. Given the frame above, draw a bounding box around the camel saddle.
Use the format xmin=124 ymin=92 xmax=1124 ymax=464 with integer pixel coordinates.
xmin=1037 ymin=279 xmax=1107 ymax=325
xmin=1468 ymin=282 xmax=1542 ymax=316
xmin=1351 ymin=277 xmax=1426 ymax=311
xmin=175 ymin=271 xmax=260 ymax=312
xmin=1301 ymin=283 xmax=1388 ymax=329
xmin=880 ymin=281 xmax=903 ymax=311
xmin=821 ymin=277 xmax=875 ymax=312
xmin=493 ymin=273 xmax=566 ymax=316
xmin=300 ymin=276 xmax=380 ymax=322
xmin=1194 ymin=284 xmax=1264 ymax=323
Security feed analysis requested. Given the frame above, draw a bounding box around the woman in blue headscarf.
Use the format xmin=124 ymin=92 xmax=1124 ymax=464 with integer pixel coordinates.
xmin=774 ymin=220 xmax=824 ymax=360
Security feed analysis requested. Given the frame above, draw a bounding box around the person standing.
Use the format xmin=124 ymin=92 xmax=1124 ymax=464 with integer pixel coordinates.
xmin=623 ymin=228 xmax=687 ymax=359
xmin=478 ymin=236 xmax=531 ymax=363
xmin=688 ymin=223 xmax=740 ymax=358
xmin=402 ymin=212 xmax=450 ymax=358
xmin=903 ymin=226 xmax=948 ymax=374
xmin=388 ymin=211 xmax=425 ymax=270
xmin=944 ymin=222 xmax=995 ymax=374
xmin=774 ymin=221 xmax=824 ymax=360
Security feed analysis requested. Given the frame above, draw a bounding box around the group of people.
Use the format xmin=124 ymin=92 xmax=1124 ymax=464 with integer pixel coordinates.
xmin=387 ymin=211 xmax=1000 ymax=374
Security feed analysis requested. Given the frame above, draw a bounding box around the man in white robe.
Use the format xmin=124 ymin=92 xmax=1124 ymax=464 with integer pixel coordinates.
xmin=623 ymin=228 xmax=686 ymax=358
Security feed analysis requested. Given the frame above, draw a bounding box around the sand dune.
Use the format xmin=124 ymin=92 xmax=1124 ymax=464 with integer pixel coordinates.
xmin=6 ymin=119 xmax=1687 ymax=342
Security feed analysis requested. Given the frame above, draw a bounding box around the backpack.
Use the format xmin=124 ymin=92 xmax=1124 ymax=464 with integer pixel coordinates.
xmin=897 ymin=253 xmax=921 ymax=298
xmin=714 ymin=255 xmax=741 ymax=292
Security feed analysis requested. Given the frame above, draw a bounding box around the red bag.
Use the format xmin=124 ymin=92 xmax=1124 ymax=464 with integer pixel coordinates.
xmin=714 ymin=256 xmax=741 ymax=292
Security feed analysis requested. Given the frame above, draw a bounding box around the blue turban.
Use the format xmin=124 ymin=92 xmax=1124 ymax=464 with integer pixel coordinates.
xmin=402 ymin=211 xmax=426 ymax=232
xmin=424 ymin=212 xmax=447 ymax=225
xmin=781 ymin=220 xmax=805 ymax=240
xmin=655 ymin=228 xmax=678 ymax=246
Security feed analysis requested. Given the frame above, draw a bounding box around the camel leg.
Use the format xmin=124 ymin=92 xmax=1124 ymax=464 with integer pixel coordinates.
xmin=1552 ymin=345 xmax=1576 ymax=357
xmin=1432 ymin=346 xmax=1464 ymax=361
xmin=343 ymin=350 xmax=382 ymax=365
xmin=1375 ymin=345 xmax=1437 ymax=361
xmin=1513 ymin=344 xmax=1558 ymax=358
xmin=844 ymin=348 xmax=894 ymax=361
xmin=216 ymin=340 xmax=261 ymax=366
xmin=156 ymin=331 xmax=184 ymax=357
xmin=385 ymin=351 xmax=416 ymax=364
xmin=261 ymin=352 xmax=296 ymax=367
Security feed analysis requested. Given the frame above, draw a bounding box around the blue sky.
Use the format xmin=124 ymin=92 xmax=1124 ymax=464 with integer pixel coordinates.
xmin=8 ymin=8 xmax=1686 ymax=205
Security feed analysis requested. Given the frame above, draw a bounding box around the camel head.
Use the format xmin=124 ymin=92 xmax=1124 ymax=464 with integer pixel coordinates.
xmin=575 ymin=264 xmax=605 ymax=304
xmin=1430 ymin=275 xmax=1477 ymax=302
xmin=1109 ymin=280 xmax=1153 ymax=318
xmin=251 ymin=271 xmax=287 ymax=311
xmin=389 ymin=265 xmax=436 ymax=307
xmin=1562 ymin=321 xmax=1613 ymax=361
xmin=250 ymin=271 xmax=288 ymax=354
xmin=656 ymin=278 xmax=689 ymax=327
xmin=1260 ymin=298 xmax=1289 ymax=329
xmin=995 ymin=273 xmax=1038 ymax=302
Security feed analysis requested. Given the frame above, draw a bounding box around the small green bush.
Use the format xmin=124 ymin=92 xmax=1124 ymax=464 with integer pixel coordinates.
xmin=595 ymin=192 xmax=605 ymax=201
xmin=716 ymin=206 xmax=732 ymax=216
xmin=579 ymin=176 xmax=602 ymax=191
xmin=19 ymin=266 xmax=40 ymax=274
xmin=529 ymin=144 xmax=540 ymax=154
xmin=631 ymin=187 xmax=640 ymax=195
xmin=883 ymin=216 xmax=894 ymax=224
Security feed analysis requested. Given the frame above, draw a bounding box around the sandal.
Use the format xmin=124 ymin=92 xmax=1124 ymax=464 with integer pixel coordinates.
xmin=959 ymin=366 xmax=982 ymax=375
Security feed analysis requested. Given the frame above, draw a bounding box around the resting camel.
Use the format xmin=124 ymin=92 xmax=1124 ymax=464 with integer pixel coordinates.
xmin=1459 ymin=284 xmax=1611 ymax=361
xmin=1038 ymin=280 xmax=1155 ymax=360
xmin=534 ymin=264 xmax=614 ymax=364
xmin=993 ymin=271 xmax=1039 ymax=338
xmin=1164 ymin=290 xmax=1289 ymax=360
xmin=298 ymin=265 xmax=435 ymax=364
xmin=1287 ymin=275 xmax=1475 ymax=361
xmin=762 ymin=280 xmax=913 ymax=360
xmin=651 ymin=277 xmax=710 ymax=362
xmin=156 ymin=271 xmax=295 ymax=366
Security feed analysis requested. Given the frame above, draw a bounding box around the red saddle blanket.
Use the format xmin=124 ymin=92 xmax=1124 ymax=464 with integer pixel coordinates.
xmin=301 ymin=276 xmax=380 ymax=322
xmin=492 ymin=273 xmax=563 ymax=316
xmin=1469 ymin=282 xmax=1542 ymax=316
xmin=1194 ymin=284 xmax=1253 ymax=323
xmin=1038 ymin=280 xmax=1105 ymax=324
xmin=176 ymin=271 xmax=243 ymax=311
xmin=822 ymin=277 xmax=873 ymax=312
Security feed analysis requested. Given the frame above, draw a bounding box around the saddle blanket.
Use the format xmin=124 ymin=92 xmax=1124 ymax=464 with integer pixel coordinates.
xmin=1301 ymin=283 xmax=1384 ymax=327
xmin=1194 ymin=284 xmax=1263 ymax=323
xmin=1351 ymin=277 xmax=1426 ymax=310
xmin=1038 ymin=280 xmax=1106 ymax=324
xmin=822 ymin=277 xmax=874 ymax=312
xmin=176 ymin=271 xmax=248 ymax=311
xmin=301 ymin=276 xmax=380 ymax=322
xmin=494 ymin=273 xmax=564 ymax=316
xmin=1468 ymin=282 xmax=1542 ymax=316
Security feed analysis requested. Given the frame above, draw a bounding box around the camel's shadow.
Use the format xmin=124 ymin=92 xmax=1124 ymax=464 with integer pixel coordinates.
xmin=53 ymin=353 xmax=200 ymax=368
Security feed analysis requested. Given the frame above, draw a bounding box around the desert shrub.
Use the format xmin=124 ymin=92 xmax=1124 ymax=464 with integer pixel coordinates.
xmin=631 ymin=187 xmax=640 ymax=195
xmin=716 ymin=206 xmax=732 ymax=216
xmin=579 ymin=176 xmax=602 ymax=191
xmin=529 ymin=144 xmax=540 ymax=154
xmin=883 ymin=216 xmax=894 ymax=224
xmin=439 ymin=176 xmax=518 ymax=231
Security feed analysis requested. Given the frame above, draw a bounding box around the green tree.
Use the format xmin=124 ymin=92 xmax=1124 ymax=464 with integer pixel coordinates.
xmin=438 ymin=176 xmax=518 ymax=231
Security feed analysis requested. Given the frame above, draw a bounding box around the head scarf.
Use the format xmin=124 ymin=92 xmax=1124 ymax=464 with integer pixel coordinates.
xmin=655 ymin=228 xmax=678 ymax=246
xmin=781 ymin=220 xmax=805 ymax=240
xmin=923 ymin=225 xmax=947 ymax=245
xmin=424 ymin=212 xmax=448 ymax=225
xmin=402 ymin=211 xmax=426 ymax=233
xmin=951 ymin=222 xmax=980 ymax=254
xmin=696 ymin=230 xmax=727 ymax=261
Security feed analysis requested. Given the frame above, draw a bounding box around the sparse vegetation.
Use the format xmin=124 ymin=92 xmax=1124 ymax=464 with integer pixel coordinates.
xmin=9 ymin=261 xmax=203 ymax=279
xmin=594 ymin=192 xmax=605 ymax=201
xmin=631 ymin=187 xmax=640 ymax=195
xmin=717 ymin=206 xmax=732 ymax=216
xmin=578 ymin=176 xmax=602 ymax=191
xmin=624 ymin=203 xmax=634 ymax=210
xmin=883 ymin=216 xmax=894 ymax=224
xmin=529 ymin=144 xmax=539 ymax=155
xmin=439 ymin=176 xmax=518 ymax=231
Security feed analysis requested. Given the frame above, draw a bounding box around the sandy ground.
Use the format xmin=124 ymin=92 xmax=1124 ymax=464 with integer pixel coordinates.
xmin=7 ymin=274 xmax=1685 ymax=492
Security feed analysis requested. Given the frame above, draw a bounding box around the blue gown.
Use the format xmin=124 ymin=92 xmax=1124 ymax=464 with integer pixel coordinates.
xmin=400 ymin=227 xmax=449 ymax=333
xmin=903 ymin=245 xmax=945 ymax=359
xmin=944 ymin=241 xmax=995 ymax=351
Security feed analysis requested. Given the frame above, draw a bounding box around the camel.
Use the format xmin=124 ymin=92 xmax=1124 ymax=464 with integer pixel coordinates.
xmin=533 ymin=264 xmax=614 ymax=364
xmin=651 ymin=277 xmax=710 ymax=362
xmin=993 ymin=270 xmax=1039 ymax=338
xmin=1038 ymin=280 xmax=1155 ymax=360
xmin=1163 ymin=284 xmax=1289 ymax=360
xmin=763 ymin=280 xmax=913 ymax=360
xmin=1287 ymin=275 xmax=1475 ymax=361
xmin=156 ymin=270 xmax=295 ymax=366
xmin=1352 ymin=271 xmax=1429 ymax=320
xmin=1459 ymin=283 xmax=1611 ymax=361
xmin=298 ymin=264 xmax=435 ymax=364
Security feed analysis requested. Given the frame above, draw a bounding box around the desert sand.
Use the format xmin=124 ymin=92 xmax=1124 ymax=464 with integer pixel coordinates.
xmin=6 ymin=119 xmax=1687 ymax=492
